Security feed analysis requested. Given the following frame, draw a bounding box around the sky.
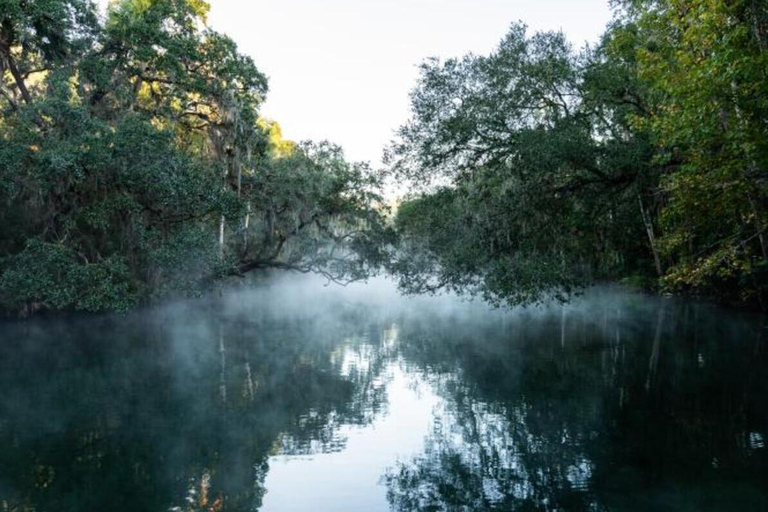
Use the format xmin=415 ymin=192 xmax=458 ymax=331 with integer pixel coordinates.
xmin=96 ymin=0 xmax=614 ymax=167
xmin=208 ymin=0 xmax=614 ymax=168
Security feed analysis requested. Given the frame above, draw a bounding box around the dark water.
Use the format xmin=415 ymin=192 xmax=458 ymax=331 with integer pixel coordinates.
xmin=1 ymin=279 xmax=767 ymax=512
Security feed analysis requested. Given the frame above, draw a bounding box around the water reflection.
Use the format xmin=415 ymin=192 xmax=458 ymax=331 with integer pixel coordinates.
xmin=0 ymin=292 xmax=392 ymax=511
xmin=387 ymin=290 xmax=768 ymax=511
xmin=0 ymin=281 xmax=765 ymax=511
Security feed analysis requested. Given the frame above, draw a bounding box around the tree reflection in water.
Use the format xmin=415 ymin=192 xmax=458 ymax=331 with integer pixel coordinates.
xmin=386 ymin=290 xmax=768 ymax=511
xmin=0 ymin=283 xmax=765 ymax=512
xmin=0 ymin=291 xmax=393 ymax=512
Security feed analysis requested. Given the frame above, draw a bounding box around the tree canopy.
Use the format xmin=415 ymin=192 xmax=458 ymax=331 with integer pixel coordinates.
xmin=2 ymin=0 xmax=766 ymax=313
xmin=0 ymin=0 xmax=391 ymax=314
xmin=388 ymin=0 xmax=768 ymax=309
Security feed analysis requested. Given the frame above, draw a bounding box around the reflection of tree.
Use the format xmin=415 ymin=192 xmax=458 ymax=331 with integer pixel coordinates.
xmin=387 ymin=293 xmax=768 ymax=511
xmin=0 ymin=289 xmax=766 ymax=512
xmin=0 ymin=303 xmax=392 ymax=512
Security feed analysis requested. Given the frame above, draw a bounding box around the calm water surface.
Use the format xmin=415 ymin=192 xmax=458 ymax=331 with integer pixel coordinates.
xmin=0 ymin=279 xmax=766 ymax=511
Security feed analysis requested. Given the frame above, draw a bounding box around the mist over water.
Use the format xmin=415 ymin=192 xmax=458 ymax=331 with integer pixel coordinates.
xmin=0 ymin=276 xmax=766 ymax=511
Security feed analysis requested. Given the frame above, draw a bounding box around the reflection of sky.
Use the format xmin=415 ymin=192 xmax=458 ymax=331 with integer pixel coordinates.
xmin=261 ymin=362 xmax=439 ymax=512
xmin=2 ymin=277 xmax=766 ymax=511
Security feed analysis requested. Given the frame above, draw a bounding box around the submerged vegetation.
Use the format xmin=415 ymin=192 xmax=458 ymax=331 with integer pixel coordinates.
xmin=1 ymin=0 xmax=766 ymax=313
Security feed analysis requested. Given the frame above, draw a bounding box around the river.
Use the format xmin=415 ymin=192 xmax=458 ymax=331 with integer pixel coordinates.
xmin=0 ymin=278 xmax=766 ymax=511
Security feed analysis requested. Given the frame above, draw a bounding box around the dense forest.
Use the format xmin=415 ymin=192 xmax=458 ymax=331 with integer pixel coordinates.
xmin=1 ymin=0 xmax=767 ymax=314
xmin=389 ymin=0 xmax=768 ymax=309
xmin=0 ymin=0 xmax=391 ymax=314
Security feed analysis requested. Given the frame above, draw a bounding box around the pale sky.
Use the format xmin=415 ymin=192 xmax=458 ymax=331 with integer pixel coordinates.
xmin=208 ymin=0 xmax=613 ymax=167
xmin=98 ymin=1 xmax=613 ymax=166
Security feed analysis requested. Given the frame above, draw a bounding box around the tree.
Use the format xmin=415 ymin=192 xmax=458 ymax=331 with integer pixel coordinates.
xmin=234 ymin=141 xmax=393 ymax=285
xmin=624 ymin=0 xmax=768 ymax=306
xmin=388 ymin=23 xmax=658 ymax=306
xmin=0 ymin=0 xmax=98 ymax=107
xmin=389 ymin=2 xmax=768 ymax=309
xmin=0 ymin=0 xmax=390 ymax=314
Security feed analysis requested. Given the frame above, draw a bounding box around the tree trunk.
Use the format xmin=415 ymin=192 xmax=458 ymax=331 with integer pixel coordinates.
xmin=243 ymin=202 xmax=251 ymax=255
xmin=218 ymin=214 xmax=226 ymax=260
xmin=749 ymin=0 xmax=768 ymax=51
xmin=638 ymin=194 xmax=663 ymax=277
xmin=747 ymin=187 xmax=768 ymax=261
xmin=1 ymin=45 xmax=33 ymax=104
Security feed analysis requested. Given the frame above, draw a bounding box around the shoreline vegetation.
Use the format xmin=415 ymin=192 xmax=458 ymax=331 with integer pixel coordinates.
xmin=2 ymin=0 xmax=767 ymax=317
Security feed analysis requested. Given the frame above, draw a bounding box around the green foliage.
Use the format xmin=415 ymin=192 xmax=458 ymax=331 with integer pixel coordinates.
xmin=237 ymin=141 xmax=393 ymax=284
xmin=0 ymin=0 xmax=389 ymax=314
xmin=390 ymin=2 xmax=768 ymax=309
xmin=5 ymin=0 xmax=764 ymax=313
xmin=0 ymin=239 xmax=137 ymax=312
xmin=388 ymin=23 xmax=656 ymax=306
xmin=0 ymin=0 xmax=98 ymax=63
xmin=0 ymin=90 xmax=230 ymax=311
xmin=628 ymin=0 xmax=768 ymax=305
